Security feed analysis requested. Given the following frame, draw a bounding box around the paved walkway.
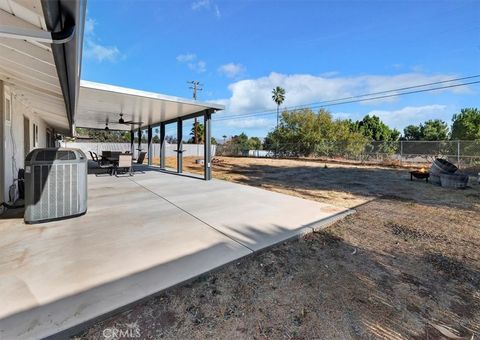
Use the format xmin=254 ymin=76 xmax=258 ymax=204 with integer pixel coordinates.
xmin=0 ymin=170 xmax=352 ymax=339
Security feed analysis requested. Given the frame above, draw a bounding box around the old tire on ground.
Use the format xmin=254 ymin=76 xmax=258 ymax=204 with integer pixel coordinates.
xmin=440 ymin=173 xmax=469 ymax=189
xmin=430 ymin=158 xmax=458 ymax=176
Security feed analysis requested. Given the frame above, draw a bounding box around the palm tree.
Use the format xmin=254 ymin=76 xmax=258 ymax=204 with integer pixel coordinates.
xmin=190 ymin=122 xmax=205 ymax=143
xmin=272 ymin=86 xmax=286 ymax=130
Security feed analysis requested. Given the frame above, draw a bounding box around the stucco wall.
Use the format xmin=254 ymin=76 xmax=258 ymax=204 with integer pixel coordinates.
xmin=3 ymin=87 xmax=49 ymax=203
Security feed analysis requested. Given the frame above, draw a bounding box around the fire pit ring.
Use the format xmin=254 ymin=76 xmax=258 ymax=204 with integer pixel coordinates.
xmin=410 ymin=170 xmax=430 ymax=182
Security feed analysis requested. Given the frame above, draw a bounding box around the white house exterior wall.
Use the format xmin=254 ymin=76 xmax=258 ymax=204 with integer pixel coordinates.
xmin=2 ymin=85 xmax=49 ymax=203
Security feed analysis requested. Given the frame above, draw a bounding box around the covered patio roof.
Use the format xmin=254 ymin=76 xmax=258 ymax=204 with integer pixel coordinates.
xmin=76 ymin=80 xmax=225 ymax=131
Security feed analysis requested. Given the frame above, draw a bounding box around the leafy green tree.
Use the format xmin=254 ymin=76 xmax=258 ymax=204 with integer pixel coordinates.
xmin=354 ymin=115 xmax=400 ymax=141
xmin=264 ymin=108 xmax=367 ymax=157
xmin=403 ymin=125 xmax=422 ymax=140
xmin=403 ymin=120 xmax=449 ymax=140
xmin=232 ymin=133 xmax=250 ymax=150
xmin=420 ymin=119 xmax=449 ymax=140
xmin=451 ymin=108 xmax=480 ymax=140
xmin=221 ymin=133 xmax=262 ymax=155
xmin=165 ymin=135 xmax=177 ymax=143
xmin=272 ymin=86 xmax=286 ymax=129
xmin=248 ymin=137 xmax=262 ymax=150
xmin=75 ymin=127 xmax=132 ymax=142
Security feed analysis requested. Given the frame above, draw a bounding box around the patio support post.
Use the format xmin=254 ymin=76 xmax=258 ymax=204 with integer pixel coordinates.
xmin=204 ymin=110 xmax=212 ymax=180
xmin=137 ymin=128 xmax=142 ymax=157
xmin=130 ymin=130 xmax=135 ymax=154
xmin=147 ymin=125 xmax=153 ymax=166
xmin=160 ymin=123 xmax=166 ymax=169
xmin=177 ymin=118 xmax=183 ymax=174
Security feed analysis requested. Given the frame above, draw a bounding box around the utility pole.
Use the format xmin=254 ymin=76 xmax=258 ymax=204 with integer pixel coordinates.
xmin=188 ymin=80 xmax=203 ymax=144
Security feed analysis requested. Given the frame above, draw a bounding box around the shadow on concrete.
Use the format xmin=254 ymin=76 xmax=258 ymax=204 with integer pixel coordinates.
xmin=0 ymin=242 xmax=242 ymax=339
xmin=75 ymin=220 xmax=480 ymax=339
xmin=3 ymin=164 xmax=479 ymax=339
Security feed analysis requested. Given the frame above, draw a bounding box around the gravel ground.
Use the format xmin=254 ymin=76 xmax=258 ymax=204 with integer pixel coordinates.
xmin=77 ymin=157 xmax=480 ymax=339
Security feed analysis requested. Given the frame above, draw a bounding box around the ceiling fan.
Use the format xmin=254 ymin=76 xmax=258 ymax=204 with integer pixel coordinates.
xmin=118 ymin=113 xmax=143 ymax=125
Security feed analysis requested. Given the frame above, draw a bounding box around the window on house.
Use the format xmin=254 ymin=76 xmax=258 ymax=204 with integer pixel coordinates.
xmin=33 ymin=123 xmax=39 ymax=147
xmin=4 ymin=96 xmax=11 ymax=124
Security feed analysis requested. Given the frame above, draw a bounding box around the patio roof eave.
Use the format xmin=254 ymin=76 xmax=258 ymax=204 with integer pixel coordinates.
xmin=75 ymin=80 xmax=224 ymax=131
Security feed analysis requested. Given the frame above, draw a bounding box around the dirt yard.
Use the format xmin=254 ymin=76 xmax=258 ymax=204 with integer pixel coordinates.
xmin=78 ymin=157 xmax=480 ymax=339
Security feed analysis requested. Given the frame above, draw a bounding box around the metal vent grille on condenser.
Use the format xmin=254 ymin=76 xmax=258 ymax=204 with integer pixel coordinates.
xmin=24 ymin=148 xmax=87 ymax=224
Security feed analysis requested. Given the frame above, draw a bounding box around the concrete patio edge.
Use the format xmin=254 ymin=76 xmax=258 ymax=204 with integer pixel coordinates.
xmin=46 ymin=208 xmax=355 ymax=340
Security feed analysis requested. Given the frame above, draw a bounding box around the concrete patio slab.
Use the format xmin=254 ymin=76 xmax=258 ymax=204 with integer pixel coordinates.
xmin=133 ymin=171 xmax=351 ymax=251
xmin=0 ymin=171 xmax=352 ymax=339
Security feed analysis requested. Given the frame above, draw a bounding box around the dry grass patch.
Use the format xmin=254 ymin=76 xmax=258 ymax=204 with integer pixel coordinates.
xmin=78 ymin=156 xmax=480 ymax=339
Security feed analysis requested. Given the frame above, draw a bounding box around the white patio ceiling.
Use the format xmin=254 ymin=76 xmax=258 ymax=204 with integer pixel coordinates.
xmin=76 ymin=81 xmax=225 ymax=131
xmin=0 ymin=0 xmax=69 ymax=131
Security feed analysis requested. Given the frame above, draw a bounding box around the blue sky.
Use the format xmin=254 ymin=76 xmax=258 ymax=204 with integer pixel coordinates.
xmin=82 ymin=0 xmax=480 ymax=139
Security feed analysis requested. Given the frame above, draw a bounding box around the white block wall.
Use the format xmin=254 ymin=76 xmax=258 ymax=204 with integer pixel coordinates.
xmin=62 ymin=142 xmax=217 ymax=159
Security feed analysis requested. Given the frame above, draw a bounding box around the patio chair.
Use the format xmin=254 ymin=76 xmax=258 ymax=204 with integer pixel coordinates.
xmin=90 ymin=151 xmax=113 ymax=175
xmin=114 ymin=154 xmax=133 ymax=176
xmin=88 ymin=150 xmax=95 ymax=161
xmin=136 ymin=151 xmax=147 ymax=164
xmin=102 ymin=150 xmax=112 ymax=159
xmin=132 ymin=151 xmax=147 ymax=174
xmin=111 ymin=151 xmax=122 ymax=160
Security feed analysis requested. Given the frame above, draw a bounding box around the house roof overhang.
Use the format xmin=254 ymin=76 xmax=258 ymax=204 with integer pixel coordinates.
xmin=0 ymin=0 xmax=84 ymax=134
xmin=42 ymin=0 xmax=86 ymax=134
xmin=75 ymin=80 xmax=225 ymax=131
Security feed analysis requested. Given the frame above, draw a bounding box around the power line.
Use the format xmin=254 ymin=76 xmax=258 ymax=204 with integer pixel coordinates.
xmin=217 ymin=74 xmax=480 ymax=120
xmin=215 ymin=75 xmax=480 ymax=120
xmin=214 ymin=78 xmax=480 ymax=122
xmin=294 ymin=74 xmax=480 ymax=108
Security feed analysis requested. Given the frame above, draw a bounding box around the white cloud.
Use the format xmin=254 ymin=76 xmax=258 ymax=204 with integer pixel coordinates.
xmin=84 ymin=17 xmax=96 ymax=35
xmin=193 ymin=60 xmax=207 ymax=73
xmin=215 ymin=72 xmax=468 ymax=115
xmin=83 ymin=16 xmax=123 ymax=63
xmin=176 ymin=53 xmax=197 ymax=62
xmin=366 ymin=105 xmax=449 ymax=130
xmin=176 ymin=53 xmax=206 ymax=73
xmin=192 ymin=0 xmax=209 ymax=10
xmin=191 ymin=0 xmax=221 ymax=18
xmin=225 ymin=118 xmax=271 ymax=129
xmin=84 ymin=41 xmax=121 ymax=62
xmin=218 ymin=63 xmax=246 ymax=78
xmin=214 ymin=4 xmax=221 ymax=18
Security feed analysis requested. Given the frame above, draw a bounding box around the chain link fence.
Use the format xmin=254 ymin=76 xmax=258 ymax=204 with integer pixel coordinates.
xmin=217 ymin=140 xmax=480 ymax=171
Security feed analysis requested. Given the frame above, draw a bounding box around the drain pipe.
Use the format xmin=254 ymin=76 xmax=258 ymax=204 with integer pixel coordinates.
xmin=0 ymin=24 xmax=75 ymax=44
